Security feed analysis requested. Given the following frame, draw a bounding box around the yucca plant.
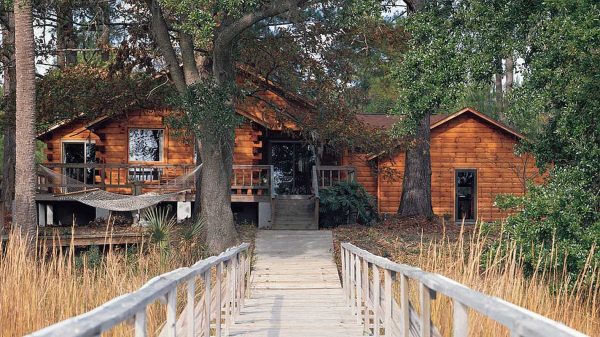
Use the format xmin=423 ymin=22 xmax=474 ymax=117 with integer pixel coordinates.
xmin=143 ymin=206 xmax=176 ymax=252
xmin=181 ymin=216 xmax=205 ymax=242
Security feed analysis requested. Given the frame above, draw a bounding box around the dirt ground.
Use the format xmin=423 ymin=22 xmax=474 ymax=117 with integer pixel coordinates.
xmin=332 ymin=215 xmax=472 ymax=267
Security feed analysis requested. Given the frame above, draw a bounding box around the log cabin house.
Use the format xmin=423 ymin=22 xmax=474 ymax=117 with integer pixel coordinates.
xmin=36 ymin=73 xmax=541 ymax=229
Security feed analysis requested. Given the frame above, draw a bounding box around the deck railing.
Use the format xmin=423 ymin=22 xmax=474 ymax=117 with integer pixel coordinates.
xmin=38 ymin=163 xmax=198 ymax=194
xmin=38 ymin=163 xmax=276 ymax=197
xmin=340 ymin=243 xmax=586 ymax=337
xmin=231 ymin=165 xmax=274 ymax=197
xmin=28 ymin=243 xmax=251 ymax=337
xmin=316 ymin=165 xmax=355 ymax=188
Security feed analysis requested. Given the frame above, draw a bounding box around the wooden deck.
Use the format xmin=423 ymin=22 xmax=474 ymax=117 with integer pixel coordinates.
xmin=229 ymin=230 xmax=364 ymax=337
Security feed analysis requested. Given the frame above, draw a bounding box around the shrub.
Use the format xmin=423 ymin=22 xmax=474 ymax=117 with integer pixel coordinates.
xmin=495 ymin=167 xmax=600 ymax=280
xmin=143 ymin=206 xmax=176 ymax=252
xmin=319 ymin=181 xmax=377 ymax=227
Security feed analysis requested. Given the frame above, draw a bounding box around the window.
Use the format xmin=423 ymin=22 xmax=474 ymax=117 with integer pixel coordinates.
xmin=455 ymin=169 xmax=477 ymax=222
xmin=128 ymin=129 xmax=164 ymax=162
xmin=62 ymin=141 xmax=96 ymax=184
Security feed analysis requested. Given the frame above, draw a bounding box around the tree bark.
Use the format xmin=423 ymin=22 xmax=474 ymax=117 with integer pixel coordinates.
xmin=179 ymin=32 xmax=200 ymax=85
xmin=397 ymin=0 xmax=433 ymax=218
xmin=495 ymin=71 xmax=503 ymax=100
xmin=505 ymin=55 xmax=514 ymax=93
xmin=13 ymin=0 xmax=38 ymax=238
xmin=398 ymin=111 xmax=433 ymax=218
xmin=56 ymin=3 xmax=77 ymax=67
xmin=98 ymin=0 xmax=111 ymax=62
xmin=193 ymin=138 xmax=202 ymax=218
xmin=1 ymin=10 xmax=16 ymax=227
xmin=145 ymin=0 xmax=187 ymax=92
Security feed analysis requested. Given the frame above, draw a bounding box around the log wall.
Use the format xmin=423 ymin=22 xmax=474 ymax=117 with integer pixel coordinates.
xmin=345 ymin=113 xmax=542 ymax=222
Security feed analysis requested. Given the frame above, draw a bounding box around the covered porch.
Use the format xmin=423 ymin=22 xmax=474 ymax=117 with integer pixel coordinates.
xmin=35 ymin=163 xmax=356 ymax=229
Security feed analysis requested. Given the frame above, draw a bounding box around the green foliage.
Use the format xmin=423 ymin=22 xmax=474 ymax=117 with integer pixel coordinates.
xmin=36 ymin=65 xmax=174 ymax=131
xmin=143 ymin=206 xmax=176 ymax=252
xmin=181 ymin=216 xmax=205 ymax=242
xmin=493 ymin=0 xmax=600 ymax=279
xmin=75 ymin=245 xmax=102 ymax=269
xmin=319 ymin=182 xmax=377 ymax=227
xmin=388 ymin=1 xmax=477 ymax=137
xmin=167 ymin=80 xmax=242 ymax=143
xmin=496 ymin=168 xmax=600 ymax=278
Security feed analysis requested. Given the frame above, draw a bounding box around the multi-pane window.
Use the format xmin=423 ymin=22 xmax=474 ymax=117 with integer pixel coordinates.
xmin=128 ymin=129 xmax=164 ymax=162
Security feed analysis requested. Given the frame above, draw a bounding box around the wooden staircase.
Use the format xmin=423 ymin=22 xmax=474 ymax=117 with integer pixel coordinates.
xmin=271 ymin=195 xmax=318 ymax=230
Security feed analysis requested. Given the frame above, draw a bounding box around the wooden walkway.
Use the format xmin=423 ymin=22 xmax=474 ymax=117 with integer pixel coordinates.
xmin=229 ymin=230 xmax=364 ymax=337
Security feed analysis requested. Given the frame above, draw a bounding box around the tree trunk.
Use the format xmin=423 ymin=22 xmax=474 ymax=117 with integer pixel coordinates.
xmin=199 ymin=39 xmax=239 ymax=254
xmin=193 ymin=138 xmax=202 ymax=218
xmin=398 ymin=111 xmax=433 ymax=218
xmin=397 ymin=0 xmax=433 ymax=218
xmin=98 ymin=0 xmax=111 ymax=62
xmin=199 ymin=135 xmax=238 ymax=253
xmin=56 ymin=3 xmax=77 ymax=67
xmin=14 ymin=0 xmax=38 ymax=237
xmin=505 ymin=55 xmax=514 ymax=93
xmin=1 ymin=11 xmax=16 ymax=227
xmin=495 ymin=71 xmax=503 ymax=104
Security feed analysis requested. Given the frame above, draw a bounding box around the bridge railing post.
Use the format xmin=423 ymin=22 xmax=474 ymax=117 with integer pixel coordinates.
xmin=355 ymin=253 xmax=362 ymax=323
xmin=186 ymin=279 xmax=196 ymax=337
xmin=373 ymin=264 xmax=381 ymax=337
xmin=453 ymin=298 xmax=468 ymax=337
xmin=362 ymin=258 xmax=370 ymax=334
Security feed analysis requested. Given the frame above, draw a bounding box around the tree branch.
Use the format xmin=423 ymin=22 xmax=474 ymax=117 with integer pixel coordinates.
xmin=144 ymin=0 xmax=187 ymax=93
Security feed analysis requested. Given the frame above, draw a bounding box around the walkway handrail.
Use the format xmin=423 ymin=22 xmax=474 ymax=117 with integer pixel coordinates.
xmin=28 ymin=243 xmax=251 ymax=337
xmin=341 ymin=242 xmax=587 ymax=337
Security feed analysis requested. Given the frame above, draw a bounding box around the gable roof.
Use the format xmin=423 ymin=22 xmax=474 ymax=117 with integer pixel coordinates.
xmin=362 ymin=107 xmax=525 ymax=160
xmin=358 ymin=107 xmax=524 ymax=139
xmin=37 ymin=68 xmax=311 ymax=139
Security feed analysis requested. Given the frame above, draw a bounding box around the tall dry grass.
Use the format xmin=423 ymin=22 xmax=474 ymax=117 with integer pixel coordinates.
xmin=407 ymin=224 xmax=600 ymax=336
xmin=0 ymin=230 xmax=206 ymax=336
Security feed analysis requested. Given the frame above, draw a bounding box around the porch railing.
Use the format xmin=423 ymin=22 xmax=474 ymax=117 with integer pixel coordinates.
xmin=316 ymin=165 xmax=356 ymax=189
xmin=38 ymin=163 xmax=197 ymax=194
xmin=231 ymin=165 xmax=274 ymax=197
xmin=38 ymin=163 xmax=275 ymax=197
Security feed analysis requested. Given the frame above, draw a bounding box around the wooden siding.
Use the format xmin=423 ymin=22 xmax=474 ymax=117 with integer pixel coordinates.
xmin=345 ymin=113 xmax=541 ymax=222
xmin=342 ymin=152 xmax=378 ymax=197
xmin=42 ymin=110 xmax=262 ymax=193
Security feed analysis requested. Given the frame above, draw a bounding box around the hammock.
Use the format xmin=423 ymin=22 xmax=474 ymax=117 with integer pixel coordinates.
xmin=38 ymin=164 xmax=201 ymax=212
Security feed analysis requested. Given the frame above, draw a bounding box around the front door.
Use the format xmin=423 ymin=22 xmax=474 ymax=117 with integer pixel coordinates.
xmin=270 ymin=141 xmax=315 ymax=195
xmin=455 ymin=169 xmax=477 ymax=222
xmin=63 ymin=141 xmax=96 ymax=184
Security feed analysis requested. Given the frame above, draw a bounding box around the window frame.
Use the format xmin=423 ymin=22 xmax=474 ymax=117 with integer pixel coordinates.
xmin=61 ymin=140 xmax=96 ymax=164
xmin=127 ymin=128 xmax=165 ymax=163
xmin=454 ymin=168 xmax=478 ymax=223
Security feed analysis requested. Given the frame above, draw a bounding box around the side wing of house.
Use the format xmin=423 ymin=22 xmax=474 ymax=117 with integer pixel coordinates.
xmin=347 ymin=109 xmax=542 ymax=223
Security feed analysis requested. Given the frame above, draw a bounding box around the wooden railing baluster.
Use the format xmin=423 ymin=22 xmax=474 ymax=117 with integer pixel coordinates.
xmin=355 ymin=254 xmax=362 ymax=324
xmin=187 ymin=279 xmax=196 ymax=337
xmin=383 ymin=269 xmax=393 ymax=336
xmin=400 ymin=274 xmax=410 ymax=337
xmin=453 ymin=299 xmax=468 ymax=337
xmin=135 ymin=309 xmax=147 ymax=337
xmin=204 ymin=270 xmax=211 ymax=337
xmin=166 ymin=289 xmax=177 ymax=337
xmin=216 ymin=262 xmax=223 ymax=337
xmin=373 ymin=265 xmax=381 ymax=337
xmin=349 ymin=252 xmax=356 ymax=315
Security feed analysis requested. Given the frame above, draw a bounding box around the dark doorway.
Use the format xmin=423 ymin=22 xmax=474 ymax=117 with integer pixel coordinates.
xmin=63 ymin=142 xmax=96 ymax=184
xmin=270 ymin=141 xmax=315 ymax=195
xmin=455 ymin=169 xmax=477 ymax=222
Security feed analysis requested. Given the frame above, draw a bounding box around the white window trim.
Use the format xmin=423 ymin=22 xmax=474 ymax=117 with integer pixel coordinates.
xmin=128 ymin=128 xmax=165 ymax=162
